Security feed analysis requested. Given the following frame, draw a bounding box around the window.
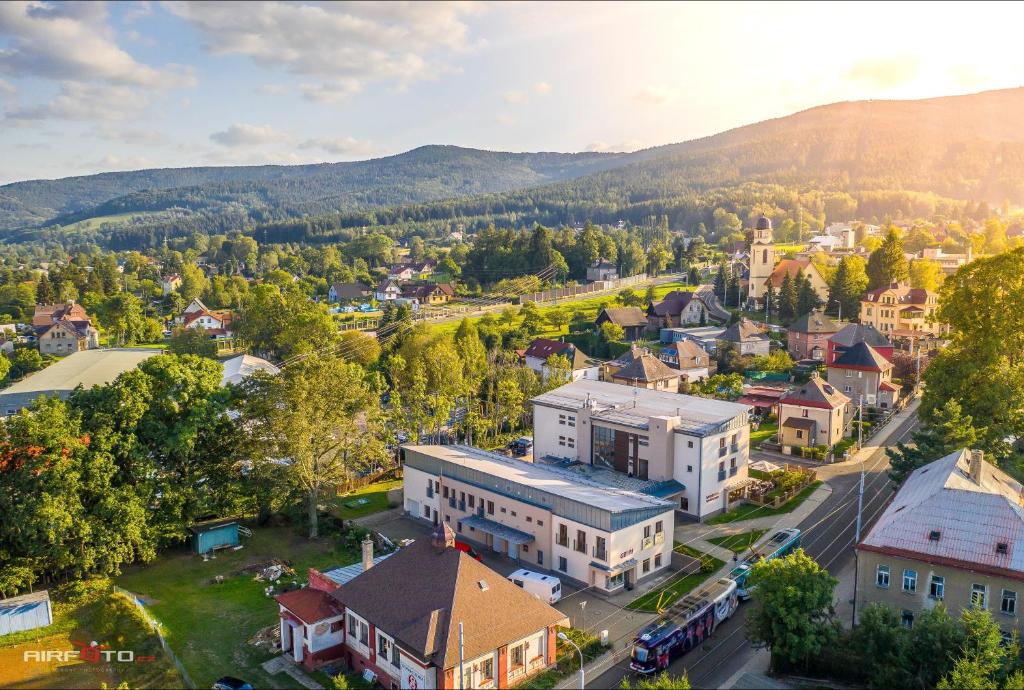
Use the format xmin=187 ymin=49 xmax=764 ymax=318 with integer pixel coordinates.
xmin=655 ymin=553 xmax=662 ymax=568
xmin=844 ymin=385 xmax=852 ymax=393
xmin=460 ymin=492 xmax=465 ymax=503
xmin=930 ymin=575 xmax=945 ymax=599
xmin=526 ymin=516 xmax=532 ymax=523
xmin=903 ymin=569 xmax=917 ymax=593
xmin=575 ymin=529 xmax=586 ymax=554
xmin=511 ymin=644 xmax=525 ymax=668
xmin=972 ymin=584 xmax=987 ymax=609
xmin=1002 ymin=590 xmax=1017 ymax=616
xmin=443 ymin=486 xmax=449 ymax=499
xmin=501 ymin=507 xmax=507 ymax=513
xmin=802 ymin=409 xmax=809 ymax=418
xmin=719 ymin=438 xmax=726 ymax=449
xmin=487 ymin=501 xmax=494 ymax=515
xmin=687 ymin=465 xmax=693 ymax=473
xmin=606 ymin=572 xmax=624 ymax=589
xmin=796 ymin=430 xmax=803 ymax=439
xmin=522 ymin=544 xmax=528 ymax=553
xmin=557 ymin=524 xmax=568 ymax=547
xmin=929 ymin=530 xmax=941 ymax=541
xmin=680 ymin=496 xmax=689 ymax=511
xmin=378 ymin=634 xmax=392 ymax=664
xmin=997 ymin=542 xmax=1009 ymax=555
xmin=688 ymin=441 xmax=694 ymax=448
xmin=876 ymin=565 xmax=890 ymax=588
xmin=558 ymin=556 xmax=568 ymax=573
xmin=537 ymin=520 xmax=543 ymax=526
xmin=468 ymin=495 xmax=475 ymax=509
xmin=845 ymin=370 xmax=853 ymax=378
xmin=511 ymin=510 xmax=517 ymax=517
xmin=901 ymin=610 xmax=914 ymax=628
xmin=537 ymin=550 xmax=543 ymax=565
xmin=423 ymin=505 xmax=430 ymax=519
xmin=642 ymin=558 xmax=650 ymax=573
xmin=479 ymin=658 xmax=494 ymax=682
xmin=644 ymin=525 xmax=652 ymax=539
xmin=457 ymin=521 xmax=462 ymax=532
xmin=655 ymin=521 xmax=663 ymax=535
xmin=594 ymin=536 xmax=607 ymax=560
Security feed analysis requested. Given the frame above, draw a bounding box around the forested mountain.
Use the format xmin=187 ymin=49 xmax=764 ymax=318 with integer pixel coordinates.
xmin=0 ymin=146 xmax=630 ymax=231
xmin=5 ymin=87 xmax=1024 ymax=247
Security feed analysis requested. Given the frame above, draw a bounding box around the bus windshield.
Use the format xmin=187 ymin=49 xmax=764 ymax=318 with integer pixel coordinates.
xmin=632 ymin=647 xmax=649 ymax=662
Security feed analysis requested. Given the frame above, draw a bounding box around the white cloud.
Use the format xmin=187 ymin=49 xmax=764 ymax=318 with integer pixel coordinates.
xmin=299 ymin=79 xmax=363 ymax=103
xmin=533 ymin=81 xmax=552 ymax=95
xmin=495 ymin=113 xmax=516 ymax=127
xmin=90 ymin=125 xmax=167 ymax=145
xmin=299 ymin=136 xmax=379 ymax=157
xmin=844 ymin=55 xmax=920 ymax=89
xmin=210 ymin=123 xmax=289 ymax=147
xmin=0 ymin=1 xmax=193 ymax=87
xmin=502 ymin=89 xmax=528 ymax=104
xmin=634 ymin=85 xmax=677 ymax=104
xmin=166 ymin=1 xmax=479 ymax=97
xmin=5 ymin=82 xmax=148 ymax=121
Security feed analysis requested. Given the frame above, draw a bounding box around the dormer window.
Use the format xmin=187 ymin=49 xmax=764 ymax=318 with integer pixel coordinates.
xmin=997 ymin=543 xmax=1009 ymax=555
xmin=928 ymin=530 xmax=941 ymax=542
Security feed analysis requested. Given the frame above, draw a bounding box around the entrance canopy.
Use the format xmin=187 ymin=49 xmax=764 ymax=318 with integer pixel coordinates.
xmin=589 ymin=558 xmax=637 ymax=575
xmin=460 ymin=515 xmax=535 ymax=545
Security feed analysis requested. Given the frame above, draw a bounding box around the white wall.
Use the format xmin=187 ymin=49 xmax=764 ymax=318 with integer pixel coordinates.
xmin=551 ymin=511 xmax=672 ymax=590
xmin=308 ymin=615 xmax=344 ymax=652
xmin=532 ymin=405 xmax=580 ymax=462
xmin=403 ymin=466 xmax=439 ymax=521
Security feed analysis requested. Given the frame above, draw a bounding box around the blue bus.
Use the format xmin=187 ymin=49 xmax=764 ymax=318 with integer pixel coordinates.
xmin=629 ymin=578 xmax=738 ymax=674
xmin=729 ymin=527 xmax=801 ymax=599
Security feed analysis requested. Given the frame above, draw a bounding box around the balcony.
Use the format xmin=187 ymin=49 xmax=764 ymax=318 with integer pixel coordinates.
xmin=654 ymin=532 xmax=665 ymax=546
xmin=426 ymin=487 xmax=434 ymax=498
xmin=476 ymin=506 xmax=485 ymax=517
xmin=555 ymin=534 xmax=569 ymax=548
xmin=730 ymin=444 xmax=740 ymax=454
xmin=729 ymin=466 xmax=738 ymax=477
xmin=718 ymin=470 xmax=726 ymax=481
xmin=642 ymin=536 xmax=653 ymax=550
xmin=718 ymin=446 xmax=728 ymax=457
xmin=573 ymin=540 xmax=587 ymax=554
xmin=448 ymin=497 xmax=457 ymax=509
xmin=592 ymin=545 xmax=607 ymax=561
xmin=458 ymin=500 xmax=466 ymax=512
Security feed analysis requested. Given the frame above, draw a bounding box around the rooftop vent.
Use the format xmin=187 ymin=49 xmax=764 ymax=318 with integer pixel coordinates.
xmin=478 ymin=580 xmax=489 ymax=591
xmin=997 ymin=543 xmax=1009 ymax=555
xmin=928 ymin=530 xmax=942 ymax=542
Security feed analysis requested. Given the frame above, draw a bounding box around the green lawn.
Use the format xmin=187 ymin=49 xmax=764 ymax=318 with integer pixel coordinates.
xmin=708 ymin=529 xmax=768 ymax=553
xmin=749 ymin=421 xmax=778 ymax=448
xmin=705 ymin=481 xmax=823 ymax=525
xmin=334 ymin=478 xmax=403 ymax=520
xmin=626 ymin=545 xmax=725 ymax=613
xmin=116 ymin=525 xmax=362 ymax=690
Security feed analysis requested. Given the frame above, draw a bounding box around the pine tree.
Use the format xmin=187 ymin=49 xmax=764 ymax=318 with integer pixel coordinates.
xmin=713 ymin=264 xmax=727 ymax=300
xmin=35 ymin=273 xmax=54 ymax=304
xmin=778 ymin=272 xmax=797 ymax=322
xmin=764 ymin=282 xmax=777 ymax=322
xmin=887 ymin=399 xmax=983 ymax=485
xmin=867 ymin=228 xmax=910 ymax=289
xmin=795 ymin=270 xmax=819 ymax=316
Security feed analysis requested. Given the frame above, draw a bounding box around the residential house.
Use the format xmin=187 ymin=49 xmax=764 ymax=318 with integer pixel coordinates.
xmin=599 ymin=343 xmax=645 ymax=380
xmin=586 ymin=259 xmax=619 ymax=282
xmin=33 ymin=301 xmax=100 ymax=355
xmin=778 ymin=372 xmax=850 ymax=453
xmin=388 ymin=260 xmax=437 ymax=281
xmin=531 ymin=379 xmax=753 ymax=521
xmin=646 ymin=291 xmax=711 ymax=331
xmin=788 ymin=310 xmax=842 ymax=361
xmin=595 ymin=307 xmax=647 ymax=342
xmin=523 ymin=339 xmax=598 ymax=382
xmin=403 ymin=445 xmax=676 ymax=592
xmin=275 ymin=523 xmax=569 ymax=687
xmin=659 ymin=326 xmax=726 ymax=354
xmin=607 ymin=351 xmax=682 ymax=391
xmin=401 ymin=283 xmax=455 ymax=306
xmin=859 ymin=283 xmax=946 ymax=345
xmin=328 ymin=282 xmax=370 ymax=303
xmin=736 ymin=385 xmax=788 ymax=418
xmin=375 ymin=279 xmax=403 ymax=302
xmin=181 ymin=302 xmax=233 ymax=337
xmin=823 ymin=223 xmax=860 ymax=248
xmin=828 ymin=323 xmax=893 ymax=365
xmin=826 ymin=341 xmax=899 ymax=408
xmin=856 ymin=449 xmax=1024 ymax=634
xmin=764 ymin=259 xmax=830 ymax=304
xmin=161 ymin=273 xmax=182 ymax=296
xmin=919 ymin=246 xmax=972 ymax=274
xmin=658 ymin=339 xmax=711 ymax=381
xmin=717 ymin=318 xmax=771 ymax=357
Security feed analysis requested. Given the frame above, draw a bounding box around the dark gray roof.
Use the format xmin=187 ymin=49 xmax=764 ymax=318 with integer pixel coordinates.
xmin=611 ymin=353 xmax=680 ymax=383
xmin=831 ymin=323 xmax=891 ymax=348
xmin=789 ymin=310 xmax=841 ymax=335
xmin=719 ymin=318 xmax=770 ymax=344
xmin=597 ymin=307 xmax=647 ymax=328
xmin=831 ymin=341 xmax=890 ymax=371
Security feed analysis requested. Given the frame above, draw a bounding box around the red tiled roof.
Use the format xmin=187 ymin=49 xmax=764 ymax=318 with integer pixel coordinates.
xmin=524 ymin=338 xmax=573 ymax=360
xmin=275 ymin=588 xmax=343 ymax=625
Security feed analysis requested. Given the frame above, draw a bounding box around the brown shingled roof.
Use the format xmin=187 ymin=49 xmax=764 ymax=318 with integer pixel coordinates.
xmin=597 ymin=307 xmax=647 ymax=328
xmin=780 ymin=374 xmax=850 ymax=409
xmin=275 ymin=587 xmax=343 ymax=625
xmin=611 ymin=352 xmax=681 ymax=383
xmin=330 ymin=524 xmax=567 ymax=668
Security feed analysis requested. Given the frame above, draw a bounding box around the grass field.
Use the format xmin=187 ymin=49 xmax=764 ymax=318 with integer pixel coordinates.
xmin=708 ymin=529 xmax=768 ymax=553
xmin=63 ymin=212 xmax=162 ymax=232
xmin=749 ymin=421 xmax=778 ymax=448
xmin=0 ymin=580 xmax=182 ymax=689
xmin=625 ymin=544 xmax=725 ymax=613
xmin=334 ymin=479 xmax=403 ymax=520
xmin=115 ymin=525 xmax=362 ymax=690
xmin=706 ymin=481 xmax=823 ymax=525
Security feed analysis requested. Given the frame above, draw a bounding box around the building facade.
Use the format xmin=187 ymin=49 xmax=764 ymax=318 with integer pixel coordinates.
xmin=826 ymin=341 xmax=899 ymax=408
xmin=860 ymin=283 xmax=945 ymax=338
xmin=402 ymin=445 xmax=675 ymax=592
xmin=747 ymin=215 xmax=775 ymax=308
xmin=777 ymin=373 xmax=850 ymax=452
xmin=787 ymin=310 xmax=841 ymax=361
xmin=856 ymin=449 xmax=1024 ymax=635
xmin=530 ymin=379 xmax=752 ymax=521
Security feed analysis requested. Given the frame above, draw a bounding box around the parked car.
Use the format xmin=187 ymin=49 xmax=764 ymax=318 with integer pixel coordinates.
xmin=357 ymin=303 xmax=374 ymax=312
xmin=454 ymin=540 xmax=482 ymax=561
xmin=508 ymin=569 xmax=562 ymax=604
xmin=212 ymin=678 xmax=253 ymax=690
xmin=508 ymin=437 xmax=533 ymax=457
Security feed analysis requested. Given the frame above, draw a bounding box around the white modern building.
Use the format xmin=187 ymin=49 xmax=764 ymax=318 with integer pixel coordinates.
xmin=530 ymin=380 xmax=752 ymax=521
xmin=402 ymin=444 xmax=676 ymax=592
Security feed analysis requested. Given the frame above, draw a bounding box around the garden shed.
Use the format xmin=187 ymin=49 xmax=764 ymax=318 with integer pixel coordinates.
xmin=0 ymin=590 xmax=52 ymax=635
xmin=189 ymin=519 xmax=240 ymax=555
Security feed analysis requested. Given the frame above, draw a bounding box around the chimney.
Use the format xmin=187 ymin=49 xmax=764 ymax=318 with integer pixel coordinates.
xmin=969 ymin=449 xmax=984 ymax=484
xmin=361 ymin=537 xmax=374 ymax=571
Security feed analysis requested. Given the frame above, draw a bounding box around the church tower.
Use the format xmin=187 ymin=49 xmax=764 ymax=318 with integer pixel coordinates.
xmin=747 ymin=214 xmax=775 ymax=308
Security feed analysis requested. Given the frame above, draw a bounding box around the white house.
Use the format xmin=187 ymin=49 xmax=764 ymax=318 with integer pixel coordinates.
xmin=530 ymin=380 xmax=753 ymax=521
xmin=522 ymin=338 xmax=599 ymax=382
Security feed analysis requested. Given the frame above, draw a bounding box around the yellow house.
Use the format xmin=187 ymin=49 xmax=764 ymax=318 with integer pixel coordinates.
xmin=860 ymin=283 xmax=945 ymax=338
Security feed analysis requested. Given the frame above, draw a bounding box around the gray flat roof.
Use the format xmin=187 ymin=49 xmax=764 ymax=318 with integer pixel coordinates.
xmin=532 ymin=379 xmax=750 ymax=436
xmin=0 ymin=348 xmax=161 ymax=412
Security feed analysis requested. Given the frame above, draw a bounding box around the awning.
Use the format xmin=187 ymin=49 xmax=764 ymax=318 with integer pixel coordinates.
xmin=460 ymin=515 xmax=535 ymax=545
xmin=642 ymin=479 xmax=686 ymax=499
xmin=589 ymin=558 xmax=637 ymax=574
xmin=782 ymin=417 xmax=816 ymax=431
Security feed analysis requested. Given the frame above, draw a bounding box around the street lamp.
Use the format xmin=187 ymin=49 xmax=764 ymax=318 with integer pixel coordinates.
xmin=579 ymin=601 xmax=587 ymax=633
xmin=557 ymin=632 xmax=585 ymax=690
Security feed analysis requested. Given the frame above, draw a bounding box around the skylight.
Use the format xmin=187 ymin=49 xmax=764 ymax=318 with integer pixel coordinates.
xmin=478 ymin=580 xmax=489 ymax=591
xmin=929 ymin=530 xmax=941 ymax=541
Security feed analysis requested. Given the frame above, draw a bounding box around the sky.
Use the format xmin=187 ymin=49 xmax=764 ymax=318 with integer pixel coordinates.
xmin=1 ymin=0 xmax=1023 ymax=184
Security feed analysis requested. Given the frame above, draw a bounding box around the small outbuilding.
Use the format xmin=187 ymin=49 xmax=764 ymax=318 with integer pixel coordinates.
xmin=189 ymin=519 xmax=240 ymax=555
xmin=0 ymin=590 xmax=53 ymax=636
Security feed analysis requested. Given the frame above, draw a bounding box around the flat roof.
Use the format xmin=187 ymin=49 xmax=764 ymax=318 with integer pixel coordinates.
xmin=0 ymin=348 xmax=160 ymax=412
xmin=531 ymin=379 xmax=750 ymax=436
xmin=404 ymin=444 xmax=673 ymax=515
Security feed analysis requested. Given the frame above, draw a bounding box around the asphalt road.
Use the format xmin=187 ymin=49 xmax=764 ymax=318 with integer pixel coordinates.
xmin=591 ymin=410 xmax=922 ymax=689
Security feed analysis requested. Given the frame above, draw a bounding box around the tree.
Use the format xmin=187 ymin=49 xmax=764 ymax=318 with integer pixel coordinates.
xmin=179 ymin=263 xmax=210 ymax=303
xmin=691 ymin=372 xmax=743 ymax=400
xmin=938 ymin=607 xmax=1018 ymax=690
xmin=618 ymin=288 xmax=643 ymax=307
xmin=850 ymin=604 xmax=913 ymax=689
xmin=599 ymin=321 xmax=625 ymax=345
xmin=983 ymin=217 xmax=1008 ymax=254
xmin=795 ymin=270 xmax=819 ymax=316
xmin=778 ymin=272 xmax=797 ymax=322
xmin=827 ymin=255 xmax=869 ymax=320
xmin=7 ymin=347 xmax=45 ymax=380
xmin=909 ymin=259 xmax=944 ymax=291
xmin=713 ymin=264 xmax=727 ymax=301
xmin=167 ymin=326 xmax=217 ymax=358
xmin=97 ymin=292 xmax=148 ymax=346
xmin=746 ymin=549 xmax=838 ymax=671
xmin=35 ymin=273 xmax=54 ymax=304
xmin=337 ymin=331 xmax=381 ymax=367
xmin=546 ymin=309 xmax=571 ymax=334
xmin=888 ymin=399 xmax=982 ymax=484
xmin=866 ymin=228 xmax=909 ymax=289
xmin=619 ymin=673 xmax=691 ymax=689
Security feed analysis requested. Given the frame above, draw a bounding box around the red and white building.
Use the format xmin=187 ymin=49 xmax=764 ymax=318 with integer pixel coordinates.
xmin=274 ymin=525 xmax=568 ymax=688
xmin=177 ymin=298 xmax=234 ymax=337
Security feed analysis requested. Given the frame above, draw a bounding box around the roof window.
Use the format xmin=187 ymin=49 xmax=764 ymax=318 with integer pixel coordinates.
xmin=928 ymin=530 xmax=941 ymax=542
xmin=997 ymin=543 xmax=1009 ymax=555
xmin=478 ymin=580 xmax=489 ymax=591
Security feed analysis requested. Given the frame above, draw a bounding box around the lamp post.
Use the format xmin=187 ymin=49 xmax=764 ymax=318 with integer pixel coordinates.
xmin=579 ymin=601 xmax=587 ymax=633
xmin=557 ymin=632 xmax=585 ymax=690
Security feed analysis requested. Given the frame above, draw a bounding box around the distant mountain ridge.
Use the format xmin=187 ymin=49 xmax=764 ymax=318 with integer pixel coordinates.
xmin=4 ymin=87 xmax=1024 ymax=235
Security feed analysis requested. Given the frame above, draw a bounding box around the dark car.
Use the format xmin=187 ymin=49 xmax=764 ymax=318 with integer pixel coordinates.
xmin=213 ymin=678 xmax=254 ymax=690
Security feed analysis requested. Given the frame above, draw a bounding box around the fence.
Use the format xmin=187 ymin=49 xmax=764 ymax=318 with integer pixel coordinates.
xmin=515 ymin=272 xmax=654 ymax=304
xmin=744 ymin=465 xmax=817 ymax=508
xmin=112 ymin=585 xmax=196 ymax=690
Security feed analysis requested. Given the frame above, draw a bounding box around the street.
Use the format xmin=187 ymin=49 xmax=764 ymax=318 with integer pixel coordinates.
xmin=590 ymin=408 xmax=921 ymax=689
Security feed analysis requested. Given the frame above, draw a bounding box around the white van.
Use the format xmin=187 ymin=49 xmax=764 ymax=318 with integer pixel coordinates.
xmin=508 ymin=569 xmax=562 ymax=604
